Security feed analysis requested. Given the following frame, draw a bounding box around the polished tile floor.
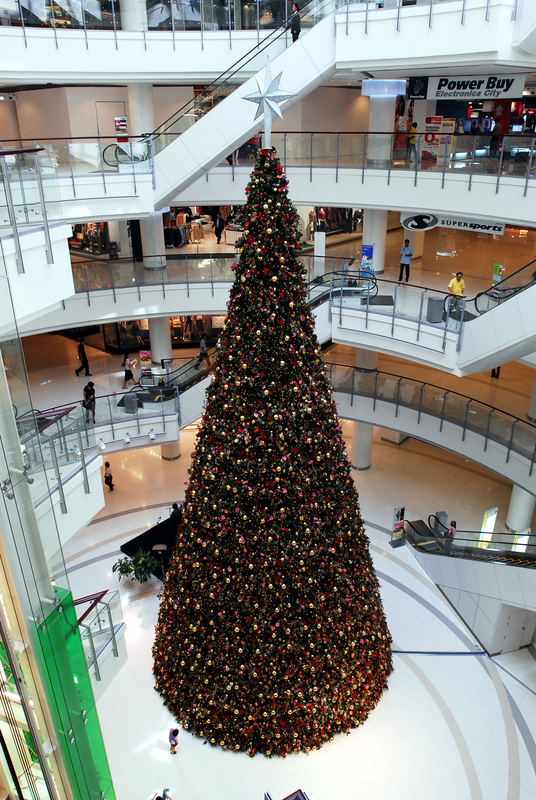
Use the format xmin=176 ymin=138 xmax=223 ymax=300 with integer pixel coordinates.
xmin=62 ymin=431 xmax=536 ymax=800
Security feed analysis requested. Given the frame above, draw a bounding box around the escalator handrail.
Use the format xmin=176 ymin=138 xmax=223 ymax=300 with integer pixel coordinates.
xmin=472 ymin=256 xmax=536 ymax=310
xmin=150 ymin=0 xmax=331 ymax=141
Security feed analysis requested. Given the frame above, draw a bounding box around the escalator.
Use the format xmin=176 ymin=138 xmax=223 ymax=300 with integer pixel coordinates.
xmin=404 ymin=517 xmax=536 ymax=569
xmin=149 ymin=0 xmax=338 ymax=206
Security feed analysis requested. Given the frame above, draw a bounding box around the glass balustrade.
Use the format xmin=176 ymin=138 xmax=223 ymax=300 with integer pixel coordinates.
xmin=78 ymin=590 xmax=124 ymax=682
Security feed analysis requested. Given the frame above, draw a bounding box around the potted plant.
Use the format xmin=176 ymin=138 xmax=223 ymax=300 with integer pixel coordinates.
xmin=112 ymin=548 xmax=159 ymax=583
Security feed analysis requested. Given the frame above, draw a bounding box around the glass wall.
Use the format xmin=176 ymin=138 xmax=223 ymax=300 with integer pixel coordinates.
xmin=0 ymin=237 xmax=116 ymax=800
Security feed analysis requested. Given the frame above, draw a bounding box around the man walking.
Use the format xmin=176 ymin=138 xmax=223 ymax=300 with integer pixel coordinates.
xmin=75 ymin=338 xmax=91 ymax=376
xmin=213 ymin=212 xmax=225 ymax=245
xmin=196 ymin=334 xmax=211 ymax=368
xmin=399 ymin=239 xmax=413 ymax=284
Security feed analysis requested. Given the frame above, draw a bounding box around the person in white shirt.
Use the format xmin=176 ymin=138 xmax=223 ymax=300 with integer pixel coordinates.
xmin=399 ymin=239 xmax=414 ymax=283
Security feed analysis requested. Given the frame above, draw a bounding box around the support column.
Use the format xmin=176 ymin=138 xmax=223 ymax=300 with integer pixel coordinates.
xmin=528 ymin=371 xmax=536 ymax=422
xmin=351 ymin=349 xmax=377 ymax=470
xmin=148 ymin=317 xmax=181 ymax=461
xmin=362 ymin=209 xmax=388 ymax=274
xmin=506 ymin=484 xmax=536 ymax=532
xmin=118 ymin=0 xmax=148 ymax=30
xmin=406 ymin=229 xmax=425 ymax=259
xmin=140 ymin=213 xmax=166 ymax=270
xmin=362 ymin=79 xmax=406 ymax=164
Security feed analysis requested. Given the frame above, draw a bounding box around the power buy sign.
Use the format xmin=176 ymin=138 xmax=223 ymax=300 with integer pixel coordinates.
xmin=409 ymin=74 xmax=525 ymax=100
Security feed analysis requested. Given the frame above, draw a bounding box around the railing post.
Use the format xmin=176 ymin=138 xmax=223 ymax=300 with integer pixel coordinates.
xmin=256 ymin=0 xmax=260 ymax=45
xmin=171 ymin=0 xmax=176 ymax=50
xmin=495 ymin=139 xmax=505 ymax=194
xmin=365 ymin=278 xmax=370 ymax=328
xmin=186 ymin=257 xmax=190 ymax=298
xmin=339 ymin=277 xmax=343 ymax=325
xmin=512 ymin=0 xmax=519 ymax=22
xmin=441 ymin=136 xmax=449 ymax=188
xmin=468 ymin=137 xmax=476 ymax=192
xmin=345 ymin=0 xmax=349 ymax=36
xmin=457 ymin=300 xmax=466 ymax=352
xmin=428 ymin=0 xmax=433 ymax=28
xmin=387 ymin=133 xmax=393 ymax=185
xmin=484 ymin=409 xmax=493 ymax=451
xmin=109 ymin=261 xmax=116 ymax=303
xmin=34 ymin=153 xmax=54 ymax=264
xmin=524 ymin=137 xmax=535 ymax=198
xmin=283 ymin=133 xmax=287 ymax=173
xmin=0 ymin=160 xmax=24 ymax=273
xmin=351 ymin=368 xmax=355 ymax=407
xmin=485 ymin=0 xmax=490 ymax=22
xmin=111 ymin=0 xmax=118 ymax=50
xmin=97 ymin=136 xmax=107 ymax=195
xmin=391 ymin=283 xmax=398 ymax=337
xmin=442 ymin=297 xmax=452 ymax=352
xmin=49 ymin=0 xmax=59 ymax=48
xmin=309 ymin=133 xmax=313 ymax=182
xmin=210 ymin=257 xmax=214 ymax=297
xmin=439 ymin=391 xmax=448 ymax=433
xmin=417 ymin=383 xmax=425 ymax=424
xmin=107 ymin=395 xmax=115 ymax=439
xmin=461 ymin=0 xmax=466 ymax=24
xmin=50 ymin=437 xmax=67 ymax=514
xmin=373 ymin=371 xmax=379 ymax=412
xmin=81 ymin=623 xmax=100 ymax=680
xmin=76 ymin=422 xmax=90 ymax=494
xmin=396 ymin=0 xmax=401 ymax=32
xmin=81 ymin=0 xmax=88 ymax=49
xmin=462 ymin=400 xmax=471 ymax=442
xmin=105 ymin=600 xmax=119 ymax=657
xmin=362 ymin=133 xmax=367 ymax=183
xmin=416 ymin=290 xmax=425 ymax=342
xmin=506 ymin=420 xmax=517 ymax=463
xmin=395 ymin=377 xmax=402 ymax=417
xmin=18 ymin=1 xmax=27 ymax=48
xmin=66 ymin=138 xmax=76 ymax=197
xmin=414 ymin=134 xmax=421 ymax=186
xmin=335 ymin=133 xmax=340 ymax=183
xmin=529 ymin=438 xmax=536 ymax=477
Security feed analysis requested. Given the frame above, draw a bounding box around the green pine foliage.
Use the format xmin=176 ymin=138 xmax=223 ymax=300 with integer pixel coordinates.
xmin=153 ymin=148 xmax=392 ymax=757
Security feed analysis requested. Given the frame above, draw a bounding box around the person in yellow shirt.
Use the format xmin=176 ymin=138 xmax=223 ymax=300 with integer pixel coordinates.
xmin=447 ymin=271 xmax=466 ymax=315
xmin=448 ymin=271 xmax=465 ymax=296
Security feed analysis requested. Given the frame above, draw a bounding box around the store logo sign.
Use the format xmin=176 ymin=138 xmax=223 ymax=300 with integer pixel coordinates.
xmin=401 ymin=214 xmax=439 ymax=231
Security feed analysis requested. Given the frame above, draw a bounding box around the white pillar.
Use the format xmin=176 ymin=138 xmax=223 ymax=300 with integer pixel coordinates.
xmin=161 ymin=441 xmax=181 ymax=461
xmin=149 ymin=316 xmax=172 ymax=368
xmin=528 ymin=371 xmax=536 ymax=422
xmin=140 ymin=213 xmax=166 ymax=270
xmin=313 ymin=231 xmax=326 ymax=279
xmin=119 ymin=0 xmax=147 ymax=30
xmin=362 ymin=209 xmax=388 ymax=274
xmin=351 ymin=349 xmax=377 ymax=470
xmin=127 ymin=82 xmax=154 ymax=136
xmin=506 ymin=484 xmax=536 ymax=532
xmin=362 ymin=79 xmax=405 ymax=164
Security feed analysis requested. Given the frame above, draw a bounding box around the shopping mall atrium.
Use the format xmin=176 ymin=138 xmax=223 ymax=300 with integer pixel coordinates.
xmin=1 ymin=2 xmax=536 ymax=799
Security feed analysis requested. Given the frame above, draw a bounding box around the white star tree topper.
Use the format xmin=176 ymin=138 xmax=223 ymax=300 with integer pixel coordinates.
xmin=243 ymin=63 xmax=297 ymax=149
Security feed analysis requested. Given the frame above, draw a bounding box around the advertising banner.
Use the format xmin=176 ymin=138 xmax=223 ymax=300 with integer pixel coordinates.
xmin=422 ymin=74 xmax=525 ymax=101
xmin=492 ymin=262 xmax=505 ymax=285
xmin=140 ymin=350 xmax=152 ymax=366
xmin=423 ymin=116 xmax=442 ymax=161
xmin=361 ymin=244 xmax=374 ymax=274
xmin=438 ymin=217 xmax=505 ymax=235
xmin=390 ymin=506 xmax=406 ymax=548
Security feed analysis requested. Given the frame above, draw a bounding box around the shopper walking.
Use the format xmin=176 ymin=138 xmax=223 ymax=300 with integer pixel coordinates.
xmin=104 ymin=461 xmax=114 ymax=492
xmin=196 ymin=334 xmax=211 ymax=368
xmin=398 ymin=239 xmax=413 ymax=284
xmin=444 ymin=520 xmax=456 ymax=555
xmin=75 ymin=339 xmax=91 ymax=376
xmin=213 ymin=212 xmax=225 ymax=245
xmin=290 ymin=3 xmax=301 ymax=42
xmin=82 ymin=381 xmax=96 ymax=424
xmin=121 ymin=354 xmax=137 ymax=389
xmin=169 ymin=728 xmax=179 ymax=755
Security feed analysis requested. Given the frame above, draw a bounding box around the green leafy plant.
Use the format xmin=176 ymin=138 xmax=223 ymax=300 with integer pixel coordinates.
xmin=112 ymin=548 xmax=159 ymax=583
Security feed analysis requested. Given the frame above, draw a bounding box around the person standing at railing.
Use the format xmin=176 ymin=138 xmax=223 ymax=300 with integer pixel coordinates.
xmin=444 ymin=520 xmax=456 ymax=555
xmin=407 ymin=122 xmax=418 ymax=166
xmin=398 ymin=239 xmax=413 ymax=284
xmin=75 ymin=338 xmax=91 ymax=377
xmin=447 ymin=271 xmax=466 ymax=314
xmin=289 ymin=3 xmax=301 ymax=42
xmin=82 ymin=381 xmax=96 ymax=424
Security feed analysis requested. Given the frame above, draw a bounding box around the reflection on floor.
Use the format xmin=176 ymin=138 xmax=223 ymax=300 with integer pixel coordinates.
xmin=63 ymin=429 xmax=536 ymax=800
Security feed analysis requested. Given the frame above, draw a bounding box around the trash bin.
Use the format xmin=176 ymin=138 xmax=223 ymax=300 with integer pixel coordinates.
xmin=124 ymin=393 xmax=138 ymax=415
xmin=426 ymin=296 xmax=444 ymax=323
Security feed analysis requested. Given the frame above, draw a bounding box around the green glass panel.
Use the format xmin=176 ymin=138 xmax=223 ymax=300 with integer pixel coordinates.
xmin=34 ymin=586 xmax=116 ymax=800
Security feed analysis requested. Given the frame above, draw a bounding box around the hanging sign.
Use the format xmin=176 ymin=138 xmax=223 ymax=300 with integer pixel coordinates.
xmin=438 ymin=216 xmax=505 ymax=235
xmin=424 ymin=74 xmax=525 ymax=100
xmin=360 ymin=244 xmax=374 ymax=274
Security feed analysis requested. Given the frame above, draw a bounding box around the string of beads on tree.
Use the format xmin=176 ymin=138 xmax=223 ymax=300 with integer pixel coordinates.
xmin=153 ymin=148 xmax=392 ymax=757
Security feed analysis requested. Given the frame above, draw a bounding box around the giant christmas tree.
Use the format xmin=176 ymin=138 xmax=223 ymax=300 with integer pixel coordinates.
xmin=153 ymin=148 xmax=392 ymax=757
